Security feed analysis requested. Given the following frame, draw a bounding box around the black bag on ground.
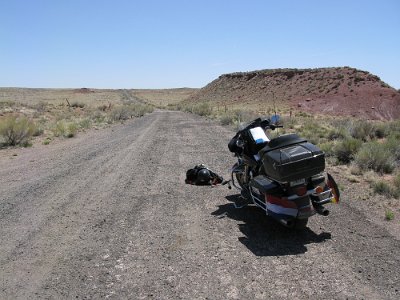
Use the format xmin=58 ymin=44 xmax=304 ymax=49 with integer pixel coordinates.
xmin=185 ymin=164 xmax=224 ymax=185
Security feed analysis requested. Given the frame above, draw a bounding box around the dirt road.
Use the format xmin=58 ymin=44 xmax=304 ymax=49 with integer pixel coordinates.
xmin=0 ymin=110 xmax=399 ymax=299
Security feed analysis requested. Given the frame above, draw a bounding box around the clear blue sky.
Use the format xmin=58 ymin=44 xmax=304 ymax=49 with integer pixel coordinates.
xmin=1 ymin=0 xmax=399 ymax=89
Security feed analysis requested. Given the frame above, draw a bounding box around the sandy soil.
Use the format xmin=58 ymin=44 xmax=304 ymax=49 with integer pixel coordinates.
xmin=0 ymin=110 xmax=399 ymax=299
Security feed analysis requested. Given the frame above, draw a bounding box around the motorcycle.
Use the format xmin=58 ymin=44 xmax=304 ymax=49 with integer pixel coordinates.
xmin=228 ymin=116 xmax=340 ymax=229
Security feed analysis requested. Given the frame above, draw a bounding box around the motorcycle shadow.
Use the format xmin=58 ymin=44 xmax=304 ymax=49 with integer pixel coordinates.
xmin=212 ymin=194 xmax=332 ymax=256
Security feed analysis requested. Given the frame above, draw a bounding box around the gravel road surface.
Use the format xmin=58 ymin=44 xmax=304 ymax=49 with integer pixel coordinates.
xmin=0 ymin=110 xmax=399 ymax=299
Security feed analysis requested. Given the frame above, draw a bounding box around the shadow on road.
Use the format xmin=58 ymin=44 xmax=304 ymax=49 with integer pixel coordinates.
xmin=212 ymin=194 xmax=332 ymax=256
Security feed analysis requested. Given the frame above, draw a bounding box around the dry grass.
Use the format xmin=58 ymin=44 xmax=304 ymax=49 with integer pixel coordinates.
xmin=131 ymin=88 xmax=197 ymax=107
xmin=0 ymin=88 xmax=124 ymax=107
xmin=0 ymin=87 xmax=196 ymax=109
xmin=0 ymin=88 xmax=166 ymax=145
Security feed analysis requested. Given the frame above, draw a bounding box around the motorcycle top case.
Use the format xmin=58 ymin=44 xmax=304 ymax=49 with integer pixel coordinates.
xmin=259 ymin=134 xmax=325 ymax=183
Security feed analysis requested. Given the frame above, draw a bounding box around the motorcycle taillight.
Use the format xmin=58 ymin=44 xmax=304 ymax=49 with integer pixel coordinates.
xmin=294 ymin=185 xmax=307 ymax=196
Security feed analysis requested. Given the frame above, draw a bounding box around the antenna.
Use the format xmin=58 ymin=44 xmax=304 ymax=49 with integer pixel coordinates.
xmin=272 ymin=92 xmax=278 ymax=124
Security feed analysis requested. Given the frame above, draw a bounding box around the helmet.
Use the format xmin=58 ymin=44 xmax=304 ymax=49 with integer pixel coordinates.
xmin=196 ymin=168 xmax=212 ymax=185
xmin=185 ymin=168 xmax=198 ymax=184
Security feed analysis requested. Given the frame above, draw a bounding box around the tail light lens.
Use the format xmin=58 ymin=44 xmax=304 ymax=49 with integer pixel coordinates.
xmin=295 ymin=185 xmax=307 ymax=196
xmin=315 ymin=186 xmax=324 ymax=194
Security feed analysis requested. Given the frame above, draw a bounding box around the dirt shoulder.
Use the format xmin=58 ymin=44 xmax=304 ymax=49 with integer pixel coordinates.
xmin=0 ymin=111 xmax=399 ymax=299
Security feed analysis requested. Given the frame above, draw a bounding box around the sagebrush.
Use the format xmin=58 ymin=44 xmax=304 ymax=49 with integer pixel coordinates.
xmin=0 ymin=115 xmax=37 ymax=146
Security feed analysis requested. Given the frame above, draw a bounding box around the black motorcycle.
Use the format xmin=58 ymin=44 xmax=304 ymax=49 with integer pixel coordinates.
xmin=228 ymin=116 xmax=340 ymax=229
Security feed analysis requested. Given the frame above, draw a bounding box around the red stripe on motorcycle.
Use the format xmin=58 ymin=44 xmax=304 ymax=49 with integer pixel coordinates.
xmin=266 ymin=194 xmax=297 ymax=209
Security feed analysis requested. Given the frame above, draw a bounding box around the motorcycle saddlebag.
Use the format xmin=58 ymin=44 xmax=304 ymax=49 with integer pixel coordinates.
xmin=259 ymin=139 xmax=325 ymax=183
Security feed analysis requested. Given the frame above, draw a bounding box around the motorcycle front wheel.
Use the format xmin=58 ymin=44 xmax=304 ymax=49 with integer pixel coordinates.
xmin=235 ymin=172 xmax=247 ymax=190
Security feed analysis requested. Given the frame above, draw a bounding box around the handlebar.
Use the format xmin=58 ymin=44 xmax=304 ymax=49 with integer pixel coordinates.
xmin=268 ymin=124 xmax=283 ymax=130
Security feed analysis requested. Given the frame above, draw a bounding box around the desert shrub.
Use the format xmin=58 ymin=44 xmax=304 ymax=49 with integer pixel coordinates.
xmin=65 ymin=122 xmax=78 ymax=138
xmin=350 ymin=120 xmax=376 ymax=141
xmin=354 ymin=141 xmax=396 ymax=173
xmin=43 ymin=137 xmax=51 ymax=145
xmin=33 ymin=101 xmax=48 ymax=112
xmin=371 ymin=180 xmax=392 ymax=196
xmin=183 ymin=104 xmax=193 ymax=112
xmin=32 ymin=125 xmax=44 ymax=137
xmin=71 ymin=102 xmax=85 ymax=108
xmin=0 ymin=100 xmax=16 ymax=109
xmin=51 ymin=121 xmax=77 ymax=138
xmin=192 ymin=103 xmax=212 ymax=116
xmin=234 ymin=109 xmax=258 ymax=125
xmin=388 ymin=119 xmax=400 ymax=130
xmin=91 ymin=110 xmax=106 ymax=123
xmin=349 ymin=163 xmax=363 ymax=175
xmin=98 ymin=104 xmax=110 ymax=111
xmin=388 ymin=130 xmax=400 ymax=140
xmin=385 ymin=136 xmax=400 ymax=163
xmin=319 ymin=141 xmax=335 ymax=157
xmin=52 ymin=121 xmax=66 ymax=137
xmin=386 ymin=120 xmax=400 ymax=139
xmin=300 ymin=117 xmax=320 ymax=131
xmin=108 ymin=106 xmax=131 ymax=121
xmin=281 ymin=115 xmax=298 ymax=129
xmin=333 ymin=137 xmax=362 ymax=163
xmin=107 ymin=104 xmax=153 ymax=122
xmin=297 ymin=118 xmax=330 ymax=144
xmin=0 ymin=115 xmax=37 ymax=146
xmin=394 ymin=173 xmax=400 ymax=190
xmin=219 ymin=113 xmax=236 ymax=126
xmin=79 ymin=118 xmax=92 ymax=129
xmin=391 ymin=174 xmax=400 ymax=198
xmin=354 ymin=76 xmax=365 ymax=83
xmin=296 ymin=111 xmax=312 ymax=118
xmin=219 ymin=110 xmax=260 ymax=127
xmin=55 ymin=111 xmax=74 ymax=121
xmin=385 ymin=210 xmax=395 ymax=221
xmin=327 ymin=126 xmax=349 ymax=140
xmin=374 ymin=123 xmax=389 ymax=138
xmin=131 ymin=103 xmax=154 ymax=117
xmin=174 ymin=103 xmax=186 ymax=112
xmin=303 ymin=134 xmax=320 ymax=145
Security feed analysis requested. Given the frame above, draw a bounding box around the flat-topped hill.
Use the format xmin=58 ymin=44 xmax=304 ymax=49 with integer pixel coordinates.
xmin=187 ymin=67 xmax=400 ymax=120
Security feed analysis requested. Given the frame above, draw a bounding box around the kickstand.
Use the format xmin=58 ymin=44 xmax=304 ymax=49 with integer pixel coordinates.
xmin=222 ymin=180 xmax=232 ymax=189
